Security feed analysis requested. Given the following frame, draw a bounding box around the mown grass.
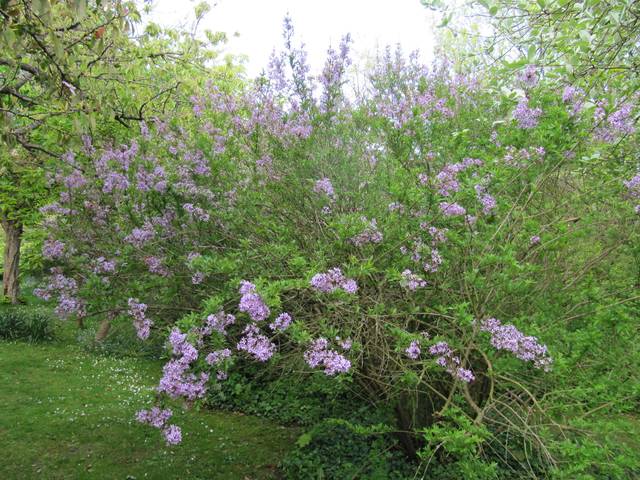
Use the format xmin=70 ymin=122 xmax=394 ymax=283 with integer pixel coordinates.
xmin=0 ymin=337 xmax=298 ymax=479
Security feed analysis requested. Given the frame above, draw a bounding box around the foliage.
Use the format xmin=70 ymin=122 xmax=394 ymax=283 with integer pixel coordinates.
xmin=16 ymin=13 xmax=640 ymax=480
xmin=281 ymin=418 xmax=414 ymax=480
xmin=0 ymin=304 xmax=54 ymax=341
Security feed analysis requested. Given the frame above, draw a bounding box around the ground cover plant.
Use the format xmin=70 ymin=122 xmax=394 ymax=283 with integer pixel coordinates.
xmin=2 ymin=1 xmax=640 ymax=479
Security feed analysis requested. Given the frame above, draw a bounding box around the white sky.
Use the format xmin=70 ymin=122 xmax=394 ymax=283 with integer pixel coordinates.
xmin=146 ymin=0 xmax=438 ymax=77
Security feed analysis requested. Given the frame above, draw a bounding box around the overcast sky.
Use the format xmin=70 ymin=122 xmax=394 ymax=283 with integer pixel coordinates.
xmin=146 ymin=0 xmax=438 ymax=77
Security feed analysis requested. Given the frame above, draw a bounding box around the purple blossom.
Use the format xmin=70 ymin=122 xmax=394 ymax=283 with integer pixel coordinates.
xmin=479 ymin=318 xmax=552 ymax=371
xmin=163 ymin=425 xmax=182 ymax=445
xmin=42 ymin=239 xmax=65 ymax=260
xmin=144 ymin=256 xmax=169 ymax=277
xmin=236 ymin=324 xmax=276 ymax=361
xmin=314 ymin=177 xmax=335 ymax=198
xmin=238 ymin=281 xmax=270 ymax=322
xmin=517 ymin=65 xmax=538 ymax=88
xmin=128 ymin=298 xmax=154 ymax=340
xmin=191 ymin=272 xmax=205 ymax=285
xmin=205 ymin=349 xmax=232 ymax=366
xmin=405 ymin=340 xmax=421 ymax=359
xmin=204 ymin=311 xmax=236 ymax=335
xmin=351 ymin=217 xmax=383 ymax=246
xmin=513 ymin=99 xmax=542 ymax=129
xmin=136 ymin=407 xmax=172 ymax=429
xmin=124 ymin=224 xmax=155 ymax=247
xmin=439 ymin=202 xmax=466 ymax=217
xmin=93 ymin=257 xmax=116 ymax=274
xmin=304 ymin=338 xmax=351 ymax=375
xmin=310 ymin=268 xmax=358 ymax=294
xmin=530 ymin=235 xmax=541 ymax=245
xmin=401 ymin=269 xmax=427 ymax=291
xmin=269 ymin=312 xmax=292 ymax=331
xmin=475 ymin=184 xmax=497 ymax=215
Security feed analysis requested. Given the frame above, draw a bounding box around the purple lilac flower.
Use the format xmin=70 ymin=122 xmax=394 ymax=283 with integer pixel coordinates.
xmin=313 ymin=177 xmax=335 ymax=198
xmin=475 ymin=185 xmax=497 ymax=215
xmin=42 ymin=239 xmax=65 ymax=259
xmin=145 ymin=256 xmax=169 ymax=277
xmin=310 ymin=268 xmax=358 ymax=294
xmin=351 ymin=217 xmax=383 ymax=246
xmin=136 ymin=407 xmax=173 ymax=429
xmin=513 ymin=99 xmax=542 ymax=129
xmin=102 ymin=172 xmax=130 ymax=193
xmin=530 ymin=235 xmax=541 ymax=245
xmin=128 ymin=298 xmax=154 ymax=340
xmin=204 ymin=311 xmax=236 ymax=335
xmin=163 ymin=425 xmax=182 ymax=445
xmin=439 ymin=202 xmax=466 ymax=217
xmin=518 ymin=65 xmax=538 ymax=88
xmin=479 ymin=318 xmax=552 ymax=371
xmin=428 ymin=341 xmax=474 ymax=382
xmin=269 ymin=312 xmax=292 ymax=331
xmin=337 ymin=337 xmax=352 ymax=350
xmin=183 ymin=203 xmax=210 ymax=222
xmin=401 ymin=269 xmax=426 ymax=291
xmin=304 ymin=338 xmax=351 ymax=375
xmin=238 ymin=281 xmax=270 ymax=322
xmin=236 ymin=324 xmax=276 ymax=361
xmin=93 ymin=257 xmax=116 ymax=274
xmin=405 ymin=340 xmax=421 ymax=359
xmin=216 ymin=371 xmax=228 ymax=381
xmin=124 ymin=224 xmax=155 ymax=247
xmin=205 ymin=349 xmax=232 ymax=366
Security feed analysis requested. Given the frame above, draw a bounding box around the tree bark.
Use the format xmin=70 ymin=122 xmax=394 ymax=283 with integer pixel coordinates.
xmin=95 ymin=318 xmax=111 ymax=341
xmin=1 ymin=216 xmax=22 ymax=304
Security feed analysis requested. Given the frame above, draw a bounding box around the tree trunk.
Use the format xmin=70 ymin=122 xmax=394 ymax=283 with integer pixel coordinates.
xmin=95 ymin=318 xmax=111 ymax=341
xmin=1 ymin=216 xmax=22 ymax=304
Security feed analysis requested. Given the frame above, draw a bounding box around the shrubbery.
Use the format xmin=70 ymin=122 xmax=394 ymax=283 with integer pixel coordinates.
xmin=31 ymin=17 xmax=639 ymax=478
xmin=0 ymin=305 xmax=54 ymax=342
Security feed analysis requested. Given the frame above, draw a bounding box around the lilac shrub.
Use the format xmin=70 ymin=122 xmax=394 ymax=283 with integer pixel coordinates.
xmin=37 ymin=19 xmax=638 ymax=470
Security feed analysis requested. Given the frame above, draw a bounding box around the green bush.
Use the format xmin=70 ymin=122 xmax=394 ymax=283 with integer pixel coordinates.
xmin=0 ymin=306 xmax=54 ymax=342
xmin=281 ymin=419 xmax=414 ymax=480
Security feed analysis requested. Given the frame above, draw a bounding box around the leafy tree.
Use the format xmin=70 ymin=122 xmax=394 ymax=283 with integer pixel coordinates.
xmin=0 ymin=0 xmax=230 ymax=303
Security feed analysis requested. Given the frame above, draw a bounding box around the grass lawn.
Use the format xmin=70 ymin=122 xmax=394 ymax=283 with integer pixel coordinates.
xmin=0 ymin=338 xmax=298 ymax=479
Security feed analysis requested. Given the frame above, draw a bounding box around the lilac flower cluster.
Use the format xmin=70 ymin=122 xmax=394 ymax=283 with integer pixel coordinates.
xmin=517 ymin=65 xmax=538 ymax=88
xmin=562 ymin=86 xmax=584 ymax=116
xmin=310 ymin=268 xmax=358 ymax=294
xmin=128 ymin=298 xmax=154 ymax=340
xmin=205 ymin=348 xmax=232 ymax=366
xmin=433 ymin=158 xmax=483 ymax=196
xmin=439 ymin=202 xmax=466 ymax=217
xmin=475 ymin=184 xmax=497 ymax=215
xmin=144 ymin=256 xmax=169 ymax=277
xmin=513 ymin=99 xmax=542 ymax=129
xmin=203 ymin=311 xmax=236 ymax=336
xmin=313 ymin=177 xmax=335 ymax=198
xmin=158 ymin=328 xmax=209 ymax=399
xmin=595 ymin=103 xmax=636 ymax=143
xmin=183 ymin=203 xmax=210 ymax=222
xmin=42 ymin=239 xmax=66 ymax=260
xmin=93 ymin=256 xmax=116 ymax=274
xmin=503 ymin=145 xmax=546 ymax=168
xmin=405 ymin=340 xmax=421 ymax=359
xmin=124 ymin=223 xmax=155 ymax=247
xmin=238 ymin=281 xmax=270 ymax=322
xmin=479 ymin=318 xmax=552 ymax=371
xmin=136 ymin=407 xmax=181 ymax=445
xmin=236 ymin=324 xmax=276 ymax=361
xmin=350 ymin=217 xmax=383 ymax=246
xmin=400 ymin=269 xmax=427 ymax=291
xmin=269 ymin=312 xmax=292 ymax=331
xmin=428 ymin=341 xmax=475 ymax=383
xmin=304 ymin=338 xmax=351 ymax=375
xmin=623 ymin=173 xmax=640 ymax=213
xmin=191 ymin=272 xmax=205 ymax=285
xmin=136 ymin=166 xmax=167 ymax=193
xmin=34 ymin=268 xmax=84 ymax=319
